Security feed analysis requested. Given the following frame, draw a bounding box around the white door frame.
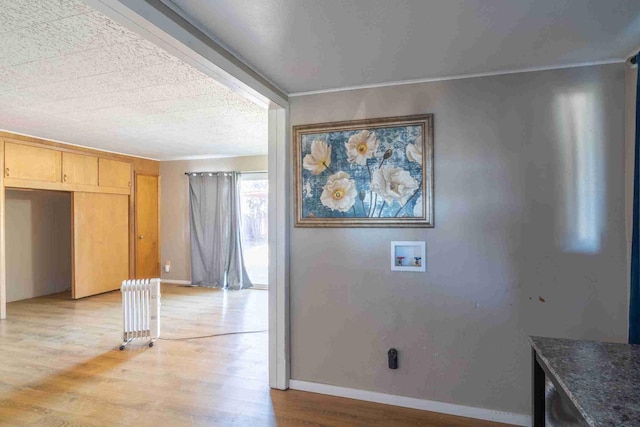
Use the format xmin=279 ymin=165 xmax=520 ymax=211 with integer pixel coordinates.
xmin=81 ymin=0 xmax=291 ymax=389
xmin=268 ymin=107 xmax=290 ymax=389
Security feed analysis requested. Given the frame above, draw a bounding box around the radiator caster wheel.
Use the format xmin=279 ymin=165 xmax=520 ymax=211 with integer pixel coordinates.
xmin=149 ymin=342 xmax=154 ymax=348
xmin=119 ymin=345 xmax=125 ymax=351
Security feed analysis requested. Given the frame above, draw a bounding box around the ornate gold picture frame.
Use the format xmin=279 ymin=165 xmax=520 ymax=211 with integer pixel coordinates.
xmin=293 ymin=114 xmax=434 ymax=228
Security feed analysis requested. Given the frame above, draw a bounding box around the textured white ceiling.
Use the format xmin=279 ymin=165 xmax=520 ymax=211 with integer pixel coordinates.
xmin=0 ymin=0 xmax=267 ymax=160
xmin=166 ymin=0 xmax=640 ymax=94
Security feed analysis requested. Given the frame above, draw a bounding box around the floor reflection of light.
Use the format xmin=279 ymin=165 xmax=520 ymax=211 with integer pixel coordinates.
xmin=554 ymin=89 xmax=604 ymax=253
xmin=221 ymin=286 xmax=229 ymax=321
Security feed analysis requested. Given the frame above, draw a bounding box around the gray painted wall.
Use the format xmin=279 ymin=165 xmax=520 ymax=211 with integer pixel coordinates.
xmin=6 ymin=190 xmax=71 ymax=302
xmin=289 ymin=63 xmax=627 ymax=415
xmin=160 ymin=156 xmax=268 ymax=281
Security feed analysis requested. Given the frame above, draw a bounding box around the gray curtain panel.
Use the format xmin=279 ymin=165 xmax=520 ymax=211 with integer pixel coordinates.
xmin=189 ymin=172 xmax=253 ymax=290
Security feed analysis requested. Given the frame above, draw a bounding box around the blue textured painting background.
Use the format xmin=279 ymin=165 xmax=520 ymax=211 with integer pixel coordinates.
xmin=300 ymin=125 xmax=423 ymax=218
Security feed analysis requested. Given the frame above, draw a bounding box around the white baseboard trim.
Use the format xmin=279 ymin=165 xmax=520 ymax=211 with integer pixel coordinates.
xmin=162 ymin=279 xmax=268 ymax=290
xmin=289 ymin=380 xmax=530 ymax=426
xmin=161 ymin=279 xmax=192 ymax=285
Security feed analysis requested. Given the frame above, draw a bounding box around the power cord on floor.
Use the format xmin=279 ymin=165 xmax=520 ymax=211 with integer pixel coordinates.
xmin=158 ymin=329 xmax=267 ymax=341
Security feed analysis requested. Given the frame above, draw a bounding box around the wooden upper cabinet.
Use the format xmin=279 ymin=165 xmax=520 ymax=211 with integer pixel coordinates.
xmin=62 ymin=153 xmax=98 ymax=186
xmin=99 ymin=158 xmax=132 ymax=189
xmin=4 ymin=142 xmax=61 ymax=182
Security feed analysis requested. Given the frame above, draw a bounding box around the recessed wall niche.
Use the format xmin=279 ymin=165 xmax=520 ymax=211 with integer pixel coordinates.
xmin=391 ymin=241 xmax=425 ymax=272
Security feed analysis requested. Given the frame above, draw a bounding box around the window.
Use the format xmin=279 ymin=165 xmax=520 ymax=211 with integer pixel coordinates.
xmin=239 ymin=173 xmax=268 ymax=286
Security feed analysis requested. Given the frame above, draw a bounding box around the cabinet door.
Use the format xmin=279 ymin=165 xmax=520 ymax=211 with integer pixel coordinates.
xmin=62 ymin=152 xmax=98 ymax=186
xmin=4 ymin=142 xmax=61 ymax=182
xmin=72 ymin=192 xmax=129 ymax=299
xmin=99 ymin=158 xmax=131 ymax=189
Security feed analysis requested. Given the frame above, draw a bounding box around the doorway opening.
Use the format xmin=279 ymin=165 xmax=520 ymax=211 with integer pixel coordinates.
xmin=0 ymin=0 xmax=289 ymax=391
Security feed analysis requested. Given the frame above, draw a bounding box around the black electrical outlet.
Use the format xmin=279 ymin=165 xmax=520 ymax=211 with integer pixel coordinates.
xmin=388 ymin=348 xmax=398 ymax=369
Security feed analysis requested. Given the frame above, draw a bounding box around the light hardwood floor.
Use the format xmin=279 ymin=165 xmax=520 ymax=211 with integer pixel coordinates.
xmin=0 ymin=285 xmax=514 ymax=426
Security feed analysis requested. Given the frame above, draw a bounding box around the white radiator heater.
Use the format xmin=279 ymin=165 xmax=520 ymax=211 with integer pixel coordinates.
xmin=119 ymin=278 xmax=161 ymax=350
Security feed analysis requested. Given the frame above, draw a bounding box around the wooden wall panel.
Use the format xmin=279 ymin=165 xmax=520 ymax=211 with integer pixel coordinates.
xmin=133 ymin=157 xmax=160 ymax=175
xmin=3 ymin=179 xmax=129 ymax=195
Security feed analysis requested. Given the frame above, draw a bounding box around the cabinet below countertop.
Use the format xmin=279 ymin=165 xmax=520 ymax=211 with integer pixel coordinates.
xmin=531 ymin=336 xmax=640 ymax=426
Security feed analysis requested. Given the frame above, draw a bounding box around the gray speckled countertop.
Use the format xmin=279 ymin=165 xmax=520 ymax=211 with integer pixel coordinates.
xmin=530 ymin=336 xmax=640 ymax=426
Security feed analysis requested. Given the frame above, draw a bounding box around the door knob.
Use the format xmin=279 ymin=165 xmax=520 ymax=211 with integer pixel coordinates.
xmin=138 ymin=235 xmax=144 ymax=239
xmin=5 ymin=168 xmax=9 ymax=177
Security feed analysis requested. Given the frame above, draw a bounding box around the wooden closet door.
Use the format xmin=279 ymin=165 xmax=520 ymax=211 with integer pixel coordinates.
xmin=72 ymin=192 xmax=129 ymax=299
xmin=135 ymin=174 xmax=160 ymax=278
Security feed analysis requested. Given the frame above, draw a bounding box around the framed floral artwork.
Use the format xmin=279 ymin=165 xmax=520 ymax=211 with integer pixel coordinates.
xmin=293 ymin=114 xmax=433 ymax=227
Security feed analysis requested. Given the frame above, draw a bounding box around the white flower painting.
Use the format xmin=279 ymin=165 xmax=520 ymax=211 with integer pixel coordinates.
xmin=294 ymin=115 xmax=433 ymax=227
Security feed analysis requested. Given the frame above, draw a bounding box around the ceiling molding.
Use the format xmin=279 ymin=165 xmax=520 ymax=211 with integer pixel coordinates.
xmin=288 ymin=58 xmax=625 ymax=97
xmin=160 ymin=0 xmax=286 ymax=100
xmin=626 ymin=43 xmax=640 ymax=60
xmin=159 ymin=153 xmax=267 ymax=162
xmin=0 ymin=129 xmax=159 ymax=161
